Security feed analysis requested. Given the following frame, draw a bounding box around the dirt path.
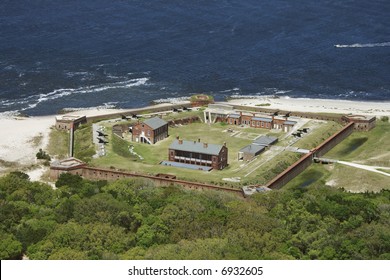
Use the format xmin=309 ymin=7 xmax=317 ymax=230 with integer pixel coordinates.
xmin=337 ymin=161 xmax=390 ymax=177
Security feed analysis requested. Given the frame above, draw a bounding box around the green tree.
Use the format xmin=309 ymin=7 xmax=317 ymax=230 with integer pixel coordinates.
xmin=0 ymin=231 xmax=23 ymax=259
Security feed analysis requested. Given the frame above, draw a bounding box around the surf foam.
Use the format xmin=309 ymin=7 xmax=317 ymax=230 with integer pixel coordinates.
xmin=335 ymin=42 xmax=390 ymax=48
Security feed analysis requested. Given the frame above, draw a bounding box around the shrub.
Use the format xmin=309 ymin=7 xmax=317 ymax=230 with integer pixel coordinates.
xmin=36 ymin=149 xmax=51 ymax=161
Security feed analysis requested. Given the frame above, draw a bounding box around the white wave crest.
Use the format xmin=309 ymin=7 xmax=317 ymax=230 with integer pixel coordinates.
xmin=0 ymin=77 xmax=149 ymax=113
xmin=60 ymin=102 xmax=119 ymax=112
xmin=219 ymin=88 xmax=241 ymax=93
xmin=0 ymin=110 xmax=21 ymax=119
xmin=335 ymin=42 xmax=390 ymax=48
xmin=152 ymin=97 xmax=190 ymax=104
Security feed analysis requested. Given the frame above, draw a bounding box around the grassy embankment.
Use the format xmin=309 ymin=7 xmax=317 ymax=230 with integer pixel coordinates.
xmin=285 ymin=120 xmax=390 ymax=192
xmin=47 ymin=127 xmax=69 ymax=159
xmin=291 ymin=120 xmax=343 ymax=149
xmin=73 ymin=125 xmax=95 ymax=162
xmin=47 ymin=124 xmax=95 ymax=162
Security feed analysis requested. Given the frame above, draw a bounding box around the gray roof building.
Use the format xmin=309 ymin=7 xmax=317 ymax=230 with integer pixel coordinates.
xmin=228 ymin=114 xmax=241 ymax=119
xmin=252 ymin=117 xmax=273 ymax=122
xmin=253 ymin=135 xmax=278 ymax=146
xmin=239 ymin=144 xmax=265 ymax=155
xmin=169 ymin=139 xmax=224 ymax=155
xmin=143 ymin=117 xmax=168 ymax=130
xmin=284 ymin=120 xmax=297 ymax=125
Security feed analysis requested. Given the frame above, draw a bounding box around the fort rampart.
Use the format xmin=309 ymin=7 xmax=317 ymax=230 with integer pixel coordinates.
xmin=51 ymin=165 xmax=244 ymax=197
xmin=263 ymin=122 xmax=355 ymax=189
xmin=313 ymin=122 xmax=354 ymax=157
xmin=265 ymin=153 xmax=314 ymax=189
xmin=52 ymin=101 xmax=375 ymax=195
xmin=85 ymin=102 xmax=192 ymax=123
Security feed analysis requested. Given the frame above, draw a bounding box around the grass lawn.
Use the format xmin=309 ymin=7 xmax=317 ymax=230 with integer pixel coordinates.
xmin=326 ymin=163 xmax=390 ymax=192
xmin=283 ymin=164 xmax=330 ymax=190
xmin=282 ymin=162 xmax=390 ymax=193
xmin=324 ymin=120 xmax=390 ymax=166
xmin=90 ymin=121 xmax=296 ymax=187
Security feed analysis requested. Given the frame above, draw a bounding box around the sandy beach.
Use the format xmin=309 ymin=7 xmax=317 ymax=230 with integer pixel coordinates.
xmin=0 ymin=116 xmax=53 ymax=179
xmin=226 ymin=96 xmax=390 ymax=117
xmin=1 ymin=97 xmax=389 ymax=180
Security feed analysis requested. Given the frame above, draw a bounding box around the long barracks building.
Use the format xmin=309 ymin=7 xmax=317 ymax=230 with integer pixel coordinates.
xmin=203 ymin=104 xmax=297 ymax=132
xmin=226 ymin=112 xmax=296 ymax=132
xmin=168 ymin=138 xmax=228 ymax=170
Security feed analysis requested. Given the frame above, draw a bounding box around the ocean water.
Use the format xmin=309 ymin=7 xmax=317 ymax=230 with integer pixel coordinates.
xmin=0 ymin=0 xmax=389 ymax=116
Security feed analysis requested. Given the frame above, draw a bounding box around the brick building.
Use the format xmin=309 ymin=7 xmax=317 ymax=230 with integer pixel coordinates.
xmin=132 ymin=117 xmax=168 ymax=144
xmin=238 ymin=135 xmax=278 ymax=161
xmin=168 ymin=139 xmax=228 ymax=170
xmin=55 ymin=115 xmax=87 ymax=130
xmin=226 ymin=112 xmax=296 ymax=132
xmin=341 ymin=115 xmax=376 ymax=131
xmin=49 ymin=157 xmax=87 ymax=179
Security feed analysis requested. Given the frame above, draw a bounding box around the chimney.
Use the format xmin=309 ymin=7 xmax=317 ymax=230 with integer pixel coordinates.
xmin=203 ymin=143 xmax=208 ymax=148
xmin=178 ymin=139 xmax=183 ymax=145
xmin=252 ymin=113 xmax=256 ymax=117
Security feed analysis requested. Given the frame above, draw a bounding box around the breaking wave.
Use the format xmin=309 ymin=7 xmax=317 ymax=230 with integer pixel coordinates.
xmin=152 ymin=96 xmax=190 ymax=104
xmin=334 ymin=42 xmax=390 ymax=48
xmin=0 ymin=77 xmax=149 ymax=114
xmin=59 ymin=102 xmax=119 ymax=113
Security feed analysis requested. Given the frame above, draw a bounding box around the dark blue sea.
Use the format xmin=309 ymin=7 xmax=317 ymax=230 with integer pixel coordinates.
xmin=1 ymin=0 xmax=389 ymax=116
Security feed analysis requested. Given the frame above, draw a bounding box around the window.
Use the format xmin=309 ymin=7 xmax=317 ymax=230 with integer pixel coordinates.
xmin=261 ymin=122 xmax=264 ymax=127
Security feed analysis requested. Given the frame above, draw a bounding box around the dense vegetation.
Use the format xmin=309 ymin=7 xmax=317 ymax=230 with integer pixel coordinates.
xmin=0 ymin=171 xmax=389 ymax=260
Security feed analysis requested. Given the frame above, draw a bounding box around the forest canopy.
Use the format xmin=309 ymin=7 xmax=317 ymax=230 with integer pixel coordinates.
xmin=0 ymin=171 xmax=389 ymax=260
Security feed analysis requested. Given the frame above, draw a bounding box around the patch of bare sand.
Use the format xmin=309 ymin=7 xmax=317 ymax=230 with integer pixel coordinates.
xmin=0 ymin=116 xmax=53 ymax=179
xmin=226 ymin=96 xmax=390 ymax=117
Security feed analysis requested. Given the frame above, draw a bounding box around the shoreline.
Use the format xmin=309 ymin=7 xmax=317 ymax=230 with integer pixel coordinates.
xmin=225 ymin=96 xmax=390 ymax=117
xmin=1 ymin=97 xmax=389 ymax=181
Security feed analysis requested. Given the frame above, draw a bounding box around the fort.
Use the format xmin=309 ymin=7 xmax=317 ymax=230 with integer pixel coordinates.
xmin=51 ymin=97 xmax=377 ymax=197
